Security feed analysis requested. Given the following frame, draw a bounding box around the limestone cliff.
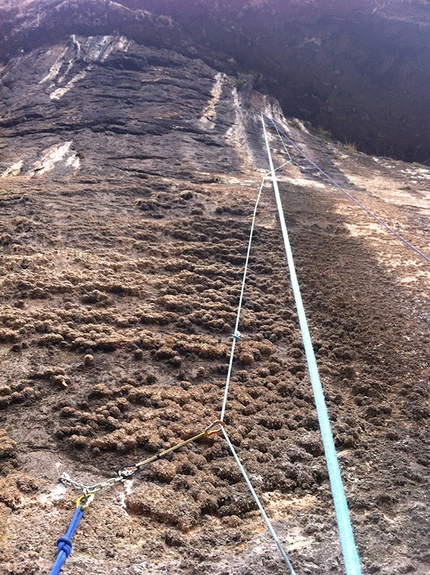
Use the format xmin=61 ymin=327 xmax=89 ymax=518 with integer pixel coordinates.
xmin=1 ymin=0 xmax=430 ymax=162
xmin=0 ymin=9 xmax=429 ymax=575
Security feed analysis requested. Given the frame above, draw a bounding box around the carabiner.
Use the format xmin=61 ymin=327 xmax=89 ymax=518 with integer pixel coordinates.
xmin=76 ymin=492 xmax=95 ymax=510
xmin=204 ymin=420 xmax=224 ymax=437
xmin=117 ymin=463 xmax=138 ymax=478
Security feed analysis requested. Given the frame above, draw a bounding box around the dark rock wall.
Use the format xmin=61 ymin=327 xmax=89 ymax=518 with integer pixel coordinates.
xmin=0 ymin=37 xmax=254 ymax=179
xmin=1 ymin=0 xmax=430 ymax=163
xmin=0 ymin=27 xmax=429 ymax=575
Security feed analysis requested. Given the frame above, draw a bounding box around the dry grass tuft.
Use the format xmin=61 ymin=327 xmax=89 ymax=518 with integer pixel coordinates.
xmin=345 ymin=142 xmax=357 ymax=154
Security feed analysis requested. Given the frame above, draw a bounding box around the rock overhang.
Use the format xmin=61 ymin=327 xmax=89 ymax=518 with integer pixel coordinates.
xmin=1 ymin=0 xmax=430 ymax=163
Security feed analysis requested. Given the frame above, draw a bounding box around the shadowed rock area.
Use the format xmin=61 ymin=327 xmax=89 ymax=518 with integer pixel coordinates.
xmin=0 ymin=9 xmax=429 ymax=575
xmin=0 ymin=0 xmax=430 ymax=163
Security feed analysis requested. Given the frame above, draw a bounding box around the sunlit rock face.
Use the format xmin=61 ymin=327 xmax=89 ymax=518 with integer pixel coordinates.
xmin=0 ymin=0 xmax=429 ymax=163
xmin=0 ymin=5 xmax=430 ymax=575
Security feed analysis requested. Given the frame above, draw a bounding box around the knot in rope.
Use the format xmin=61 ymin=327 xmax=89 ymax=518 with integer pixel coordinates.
xmin=49 ymin=502 xmax=87 ymax=575
xmin=55 ymin=536 xmax=73 ymax=558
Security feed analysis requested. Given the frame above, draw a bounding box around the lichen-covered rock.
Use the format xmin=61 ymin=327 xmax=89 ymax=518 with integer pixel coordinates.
xmin=126 ymin=483 xmax=201 ymax=532
xmin=0 ymin=429 xmax=16 ymax=459
xmin=0 ymin=15 xmax=428 ymax=575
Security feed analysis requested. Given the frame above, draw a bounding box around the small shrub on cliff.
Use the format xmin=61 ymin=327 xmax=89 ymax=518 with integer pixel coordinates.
xmin=317 ymin=126 xmax=333 ymax=142
xmin=289 ymin=119 xmax=302 ymax=130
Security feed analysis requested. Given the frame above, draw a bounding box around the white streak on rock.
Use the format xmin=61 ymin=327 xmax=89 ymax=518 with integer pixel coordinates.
xmin=40 ymin=36 xmax=81 ymax=85
xmin=39 ymin=47 xmax=68 ymax=84
xmin=225 ymin=87 xmax=254 ymax=170
xmin=124 ymin=479 xmax=134 ymax=495
xmin=199 ymin=72 xmax=225 ymax=129
xmin=85 ymin=35 xmax=131 ymax=62
xmin=38 ymin=483 xmax=67 ymax=505
xmin=117 ymin=36 xmax=133 ymax=53
xmin=66 ymin=155 xmax=80 ymax=169
xmin=1 ymin=160 xmax=23 ymax=178
xmin=28 ymin=141 xmax=73 ymax=175
xmin=50 ymin=70 xmax=87 ymax=100
xmin=72 ymin=34 xmax=81 ymax=60
xmin=43 ymin=35 xmax=130 ymax=99
xmin=117 ymin=492 xmax=127 ymax=510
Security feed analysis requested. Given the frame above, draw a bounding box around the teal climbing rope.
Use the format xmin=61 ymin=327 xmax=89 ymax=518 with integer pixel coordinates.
xmin=261 ymin=113 xmax=362 ymax=575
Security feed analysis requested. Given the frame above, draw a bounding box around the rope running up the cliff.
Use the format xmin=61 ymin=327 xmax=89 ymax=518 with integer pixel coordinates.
xmin=261 ymin=113 xmax=362 ymax=575
xmin=264 ymin=113 xmax=430 ymax=265
xmin=220 ymin=157 xmax=292 ymax=421
xmin=218 ymin=164 xmax=297 ymax=575
xmin=55 ymin=163 xmax=298 ymax=574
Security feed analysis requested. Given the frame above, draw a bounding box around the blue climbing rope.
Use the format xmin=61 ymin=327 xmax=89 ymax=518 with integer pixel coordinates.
xmin=261 ymin=114 xmax=362 ymax=575
xmin=50 ymin=495 xmax=93 ymax=575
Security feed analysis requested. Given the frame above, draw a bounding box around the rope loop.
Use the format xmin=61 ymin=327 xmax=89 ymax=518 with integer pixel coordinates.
xmin=49 ymin=505 xmax=85 ymax=575
xmin=55 ymin=536 xmax=73 ymax=558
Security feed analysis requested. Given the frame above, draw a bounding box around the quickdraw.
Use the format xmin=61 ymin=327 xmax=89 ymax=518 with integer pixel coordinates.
xmin=53 ymin=421 xmax=224 ymax=572
xmin=60 ymin=420 xmax=224 ymax=495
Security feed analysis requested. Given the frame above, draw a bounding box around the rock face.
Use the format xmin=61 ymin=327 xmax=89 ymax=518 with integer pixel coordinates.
xmin=0 ymin=16 xmax=430 ymax=575
xmin=0 ymin=36 xmax=250 ymax=179
xmin=1 ymin=0 xmax=430 ymax=163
